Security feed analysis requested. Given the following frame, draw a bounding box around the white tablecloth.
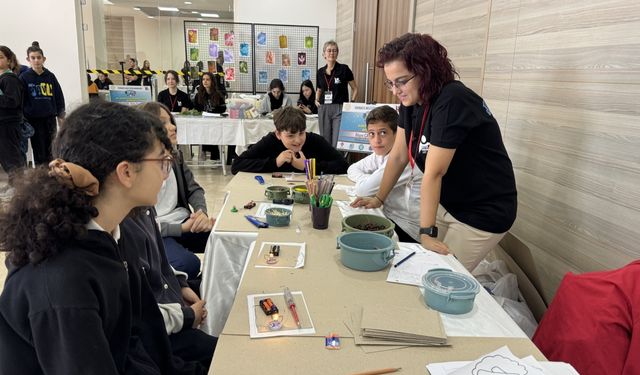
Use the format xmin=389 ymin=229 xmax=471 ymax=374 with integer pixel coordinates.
xmin=174 ymin=116 xmax=320 ymax=154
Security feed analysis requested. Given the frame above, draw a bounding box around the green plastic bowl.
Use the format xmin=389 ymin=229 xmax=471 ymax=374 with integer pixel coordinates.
xmin=265 ymin=207 xmax=291 ymax=227
xmin=337 ymin=232 xmax=395 ymax=271
xmin=342 ymin=214 xmax=395 ymax=238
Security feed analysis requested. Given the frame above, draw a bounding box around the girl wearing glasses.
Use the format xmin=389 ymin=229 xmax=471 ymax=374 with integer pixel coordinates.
xmin=0 ymin=102 xmax=207 ymax=373
xmin=352 ymin=33 xmax=517 ymax=272
xmin=315 ymin=40 xmax=358 ymax=147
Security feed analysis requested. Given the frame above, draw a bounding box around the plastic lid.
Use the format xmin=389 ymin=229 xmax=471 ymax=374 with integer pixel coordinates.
xmin=422 ymin=268 xmax=479 ymax=299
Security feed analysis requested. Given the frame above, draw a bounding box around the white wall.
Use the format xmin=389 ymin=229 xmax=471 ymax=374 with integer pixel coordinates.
xmin=234 ymin=0 xmax=337 ymax=71
xmin=0 ymin=0 xmax=87 ymax=110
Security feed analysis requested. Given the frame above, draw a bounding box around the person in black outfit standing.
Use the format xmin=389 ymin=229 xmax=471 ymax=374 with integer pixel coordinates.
xmin=20 ymin=41 xmax=65 ymax=166
xmin=315 ymin=40 xmax=357 ymax=147
xmin=0 ymin=45 xmax=25 ymax=196
xmin=352 ymin=33 xmax=517 ymax=272
xmin=157 ymin=70 xmax=193 ymax=113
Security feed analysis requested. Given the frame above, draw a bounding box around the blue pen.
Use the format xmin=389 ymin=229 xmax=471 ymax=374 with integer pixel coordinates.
xmin=255 ymin=175 xmax=265 ymax=184
xmin=245 ymin=215 xmax=269 ymax=228
xmin=393 ymin=251 xmax=416 ymax=268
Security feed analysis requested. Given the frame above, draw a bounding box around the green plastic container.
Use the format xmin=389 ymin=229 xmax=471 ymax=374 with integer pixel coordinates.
xmin=337 ymin=232 xmax=395 ymax=271
xmin=342 ymin=214 xmax=395 ymax=238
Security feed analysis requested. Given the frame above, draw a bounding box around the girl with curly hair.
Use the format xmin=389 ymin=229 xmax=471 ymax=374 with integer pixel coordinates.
xmin=0 ymin=102 xmax=204 ymax=373
xmin=352 ymin=33 xmax=517 ymax=272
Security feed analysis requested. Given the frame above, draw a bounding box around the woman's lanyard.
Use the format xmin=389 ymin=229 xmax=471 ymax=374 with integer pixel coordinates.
xmin=324 ymin=67 xmax=335 ymax=91
xmin=408 ymin=105 xmax=429 ymax=171
xmin=169 ymin=93 xmax=178 ymax=111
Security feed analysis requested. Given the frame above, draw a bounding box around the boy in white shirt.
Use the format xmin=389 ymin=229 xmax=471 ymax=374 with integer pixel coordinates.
xmin=347 ymin=105 xmax=422 ymax=242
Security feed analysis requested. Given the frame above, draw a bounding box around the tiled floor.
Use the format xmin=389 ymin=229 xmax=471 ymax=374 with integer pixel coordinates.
xmin=0 ymin=165 xmax=233 ymax=291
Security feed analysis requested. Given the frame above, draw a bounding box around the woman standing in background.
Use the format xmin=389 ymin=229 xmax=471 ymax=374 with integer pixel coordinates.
xmin=0 ymin=45 xmax=25 ymax=199
xmin=315 ymin=40 xmax=357 ymax=147
xmin=20 ymin=41 xmax=65 ymax=166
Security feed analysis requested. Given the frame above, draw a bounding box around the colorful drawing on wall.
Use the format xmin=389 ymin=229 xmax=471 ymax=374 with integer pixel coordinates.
xmin=304 ymin=36 xmax=314 ymax=49
xmin=188 ymin=29 xmax=198 ymax=43
xmin=279 ymin=35 xmax=288 ymax=49
xmin=189 ymin=48 xmax=199 ymax=61
xmin=240 ymin=43 xmax=250 ymax=57
xmin=257 ymin=32 xmax=267 ymax=46
xmin=225 ymin=67 xmax=235 ymax=81
xmin=239 ymin=61 xmax=248 ymax=74
xmin=297 ymin=52 xmax=307 ymax=66
xmin=224 ymin=31 xmax=235 ymax=46
xmin=209 ymin=28 xmax=219 ymax=41
xmin=301 ymin=69 xmax=311 ymax=81
xmin=207 ymin=61 xmax=219 ymax=73
xmin=282 ymin=54 xmax=291 ymax=67
xmin=265 ymin=51 xmax=274 ymax=65
xmin=224 ymin=49 xmax=234 ymax=63
xmin=208 ymin=43 xmax=219 ymax=58
xmin=258 ymin=71 xmax=268 ymax=84
xmin=279 ymin=69 xmax=288 ymax=83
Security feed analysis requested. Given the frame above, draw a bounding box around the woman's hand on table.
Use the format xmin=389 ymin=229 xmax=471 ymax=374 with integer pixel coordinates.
xmin=350 ymin=196 xmax=382 ymax=209
xmin=420 ymin=235 xmax=449 ymax=255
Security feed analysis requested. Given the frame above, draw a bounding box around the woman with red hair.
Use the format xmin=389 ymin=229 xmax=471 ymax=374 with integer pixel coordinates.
xmin=353 ymin=33 xmax=517 ymax=271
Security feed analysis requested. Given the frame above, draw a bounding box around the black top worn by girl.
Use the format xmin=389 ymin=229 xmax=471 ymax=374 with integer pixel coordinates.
xmin=0 ymin=228 xmax=204 ymax=375
xmin=194 ymin=91 xmax=226 ymax=114
xmin=297 ymin=95 xmax=318 ymax=114
xmin=0 ymin=70 xmax=23 ymax=124
xmin=316 ymin=62 xmax=354 ymax=105
xmin=157 ymin=89 xmax=193 ymax=113
xmin=399 ymin=81 xmax=517 ymax=233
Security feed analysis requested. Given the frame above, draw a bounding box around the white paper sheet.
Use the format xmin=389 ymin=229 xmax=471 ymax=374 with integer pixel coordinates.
xmin=254 ymin=203 xmax=294 ymax=218
xmin=386 ymin=243 xmax=452 ymax=287
xmin=255 ymin=241 xmax=306 ymax=269
xmin=333 ymin=184 xmax=357 ymax=197
xmin=247 ymin=291 xmax=316 ymax=338
xmin=426 ymin=346 xmax=580 ymax=375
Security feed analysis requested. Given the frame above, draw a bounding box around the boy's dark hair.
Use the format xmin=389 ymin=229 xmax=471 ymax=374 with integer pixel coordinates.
xmin=365 ymin=105 xmax=399 ymax=133
xmin=0 ymin=102 xmax=170 ymax=267
xmin=273 ymin=106 xmax=306 ymax=133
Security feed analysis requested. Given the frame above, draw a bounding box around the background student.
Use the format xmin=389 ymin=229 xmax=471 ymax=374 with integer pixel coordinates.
xmin=141 ymin=102 xmax=214 ymax=281
xmin=0 ymin=45 xmax=26 ymax=200
xmin=259 ymin=78 xmax=293 ymax=115
xmin=93 ymin=72 xmax=113 ymax=90
xmin=297 ymin=79 xmax=318 ymax=115
xmin=20 ymin=41 xmax=65 ymax=166
xmin=194 ymin=72 xmax=226 ymax=114
xmin=347 ymin=106 xmax=422 ymax=242
xmin=124 ymin=57 xmax=142 ymax=85
xmin=157 ymin=70 xmax=193 ymax=113
xmin=231 ymin=106 xmax=348 ymax=175
xmin=0 ymin=101 xmax=203 ymax=374
xmin=352 ymin=33 xmax=517 ymax=272
xmin=315 ymin=40 xmax=357 ymax=146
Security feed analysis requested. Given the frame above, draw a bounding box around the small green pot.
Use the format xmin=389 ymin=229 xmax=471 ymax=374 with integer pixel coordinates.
xmin=342 ymin=214 xmax=395 ymax=238
xmin=265 ymin=207 xmax=291 ymax=227
xmin=264 ymin=186 xmax=290 ymax=201
xmin=291 ymin=185 xmax=310 ymax=204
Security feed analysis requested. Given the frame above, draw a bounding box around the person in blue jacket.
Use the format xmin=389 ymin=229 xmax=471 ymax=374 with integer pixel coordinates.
xmin=19 ymin=41 xmax=65 ymax=166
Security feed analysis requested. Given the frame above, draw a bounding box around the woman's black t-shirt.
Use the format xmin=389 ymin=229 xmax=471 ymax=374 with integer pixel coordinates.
xmin=398 ymin=81 xmax=517 ymax=233
xmin=316 ymin=62 xmax=354 ymax=105
xmin=157 ymin=89 xmax=193 ymax=112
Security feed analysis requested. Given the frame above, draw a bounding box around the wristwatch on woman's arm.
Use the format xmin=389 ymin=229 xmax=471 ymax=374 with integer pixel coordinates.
xmin=419 ymin=226 xmax=438 ymax=238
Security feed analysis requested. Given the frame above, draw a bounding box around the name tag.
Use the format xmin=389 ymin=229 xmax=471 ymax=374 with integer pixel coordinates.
xmin=324 ymin=91 xmax=333 ymax=104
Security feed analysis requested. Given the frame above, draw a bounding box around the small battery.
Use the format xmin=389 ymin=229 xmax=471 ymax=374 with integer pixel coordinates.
xmin=259 ymin=298 xmax=279 ymax=316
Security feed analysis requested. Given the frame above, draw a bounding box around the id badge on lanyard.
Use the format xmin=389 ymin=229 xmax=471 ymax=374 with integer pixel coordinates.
xmin=324 ymin=91 xmax=333 ymax=104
